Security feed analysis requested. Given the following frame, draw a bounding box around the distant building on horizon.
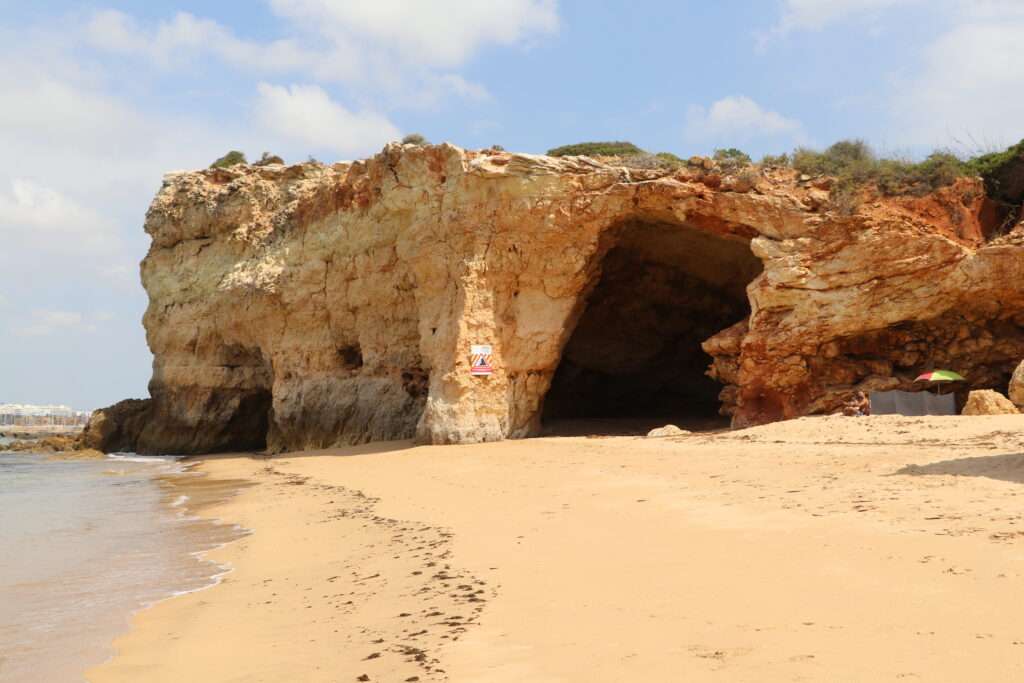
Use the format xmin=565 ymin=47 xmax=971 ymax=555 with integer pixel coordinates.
xmin=0 ymin=403 xmax=92 ymax=427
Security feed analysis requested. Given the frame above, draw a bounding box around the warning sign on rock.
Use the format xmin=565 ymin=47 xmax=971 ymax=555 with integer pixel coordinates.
xmin=470 ymin=344 xmax=494 ymax=376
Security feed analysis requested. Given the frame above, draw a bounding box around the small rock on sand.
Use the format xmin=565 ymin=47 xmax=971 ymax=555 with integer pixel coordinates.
xmin=962 ymin=390 xmax=1019 ymax=416
xmin=646 ymin=425 xmax=690 ymax=438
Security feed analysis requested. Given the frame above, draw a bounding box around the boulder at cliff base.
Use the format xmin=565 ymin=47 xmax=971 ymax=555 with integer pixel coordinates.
xmin=961 ymin=390 xmax=1019 ymax=416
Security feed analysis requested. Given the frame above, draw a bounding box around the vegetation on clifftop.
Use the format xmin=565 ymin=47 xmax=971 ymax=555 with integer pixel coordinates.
xmin=208 ymin=134 xmax=1024 ymax=218
xmin=548 ymin=135 xmax=1024 ymax=220
xmin=754 ymin=138 xmax=1024 ymax=216
xmin=758 ymin=138 xmax=1024 ymax=203
xmin=402 ymin=133 xmax=428 ymax=145
xmin=546 ymin=142 xmax=686 ymax=171
xmin=254 ymin=152 xmax=284 ymax=166
xmin=785 ymin=140 xmax=966 ymax=198
xmin=210 ymin=150 xmax=247 ymax=168
xmin=965 ymin=139 xmax=1024 ymax=204
xmin=713 ymin=148 xmax=752 ymax=169
xmin=547 ymin=141 xmax=644 ymax=157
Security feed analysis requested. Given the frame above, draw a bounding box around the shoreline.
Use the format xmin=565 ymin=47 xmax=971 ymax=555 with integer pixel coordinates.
xmin=89 ymin=415 xmax=1024 ymax=681
xmin=73 ymin=458 xmax=252 ymax=682
xmin=88 ymin=447 xmax=481 ymax=682
xmin=87 ymin=456 xmax=253 ymax=681
xmin=0 ymin=452 xmax=247 ymax=683
xmin=148 ymin=459 xmax=255 ymax=597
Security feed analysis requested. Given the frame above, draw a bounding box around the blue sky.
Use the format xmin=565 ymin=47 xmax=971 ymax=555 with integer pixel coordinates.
xmin=3 ymin=0 xmax=1024 ymax=409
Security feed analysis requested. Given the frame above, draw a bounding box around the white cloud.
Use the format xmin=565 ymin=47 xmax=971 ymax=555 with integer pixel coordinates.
xmin=0 ymin=45 xmax=222 ymax=283
xmin=759 ymin=1 xmax=1024 ymax=147
xmin=0 ymin=27 xmax=236 ymax=321
xmin=255 ymin=83 xmax=401 ymax=157
xmin=0 ymin=179 xmax=117 ymax=253
xmin=84 ymin=2 xmax=557 ymax=105
xmin=0 ymin=180 xmax=124 ymax=266
xmin=0 ymin=48 xmax=228 ymax=196
xmin=431 ymin=74 xmax=491 ymax=103
xmin=84 ymin=9 xmax=150 ymax=54
xmin=956 ymin=0 xmax=1024 ymax=20
xmin=773 ymin=0 xmax=918 ymax=33
xmin=85 ymin=10 xmax=337 ymax=77
xmin=15 ymin=310 xmax=96 ymax=337
xmin=891 ymin=3 xmax=1024 ymax=146
xmin=269 ymin=0 xmax=559 ymax=68
xmin=685 ymin=96 xmax=805 ymax=145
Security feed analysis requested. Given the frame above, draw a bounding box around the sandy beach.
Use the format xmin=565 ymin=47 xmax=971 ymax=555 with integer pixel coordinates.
xmin=88 ymin=415 xmax=1024 ymax=682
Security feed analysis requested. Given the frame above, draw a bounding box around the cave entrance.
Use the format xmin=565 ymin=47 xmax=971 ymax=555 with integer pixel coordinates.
xmin=215 ymin=342 xmax=274 ymax=452
xmin=541 ymin=220 xmax=762 ymax=436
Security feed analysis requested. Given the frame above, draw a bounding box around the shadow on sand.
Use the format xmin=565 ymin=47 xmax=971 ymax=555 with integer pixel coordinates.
xmin=184 ymin=439 xmax=417 ymax=462
xmin=895 ymin=452 xmax=1024 ymax=485
xmin=541 ymin=416 xmax=731 ymax=438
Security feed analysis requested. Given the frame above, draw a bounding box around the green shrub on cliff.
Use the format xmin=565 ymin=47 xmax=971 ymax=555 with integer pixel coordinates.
xmin=616 ymin=152 xmax=684 ymax=170
xmin=791 ymin=139 xmax=874 ymax=177
xmin=547 ymin=141 xmax=644 ymax=157
xmin=402 ymin=133 xmax=428 ymax=145
xmin=964 ymin=139 xmax=1024 ymax=204
xmin=254 ymin=152 xmax=284 ymax=166
xmin=965 ymin=140 xmax=1024 ymax=178
xmin=788 ymin=139 xmax=970 ymax=199
xmin=760 ymin=152 xmax=790 ymax=167
xmin=713 ymin=148 xmax=752 ymax=168
xmin=545 ymin=142 xmax=687 ymax=171
xmin=210 ymin=150 xmax=247 ymax=168
xmin=878 ymin=152 xmax=965 ymax=195
xmin=655 ymin=151 xmax=685 ymax=166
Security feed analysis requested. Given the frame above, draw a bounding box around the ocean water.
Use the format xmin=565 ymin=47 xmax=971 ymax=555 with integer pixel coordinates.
xmin=0 ymin=452 xmax=245 ymax=682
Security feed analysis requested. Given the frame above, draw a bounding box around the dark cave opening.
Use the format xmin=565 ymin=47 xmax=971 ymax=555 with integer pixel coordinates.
xmin=216 ymin=343 xmax=274 ymax=452
xmin=542 ymin=220 xmax=762 ymax=434
xmin=224 ymin=388 xmax=273 ymax=451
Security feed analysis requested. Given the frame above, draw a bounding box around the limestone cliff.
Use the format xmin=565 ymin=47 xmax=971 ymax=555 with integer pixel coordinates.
xmin=93 ymin=143 xmax=1024 ymax=454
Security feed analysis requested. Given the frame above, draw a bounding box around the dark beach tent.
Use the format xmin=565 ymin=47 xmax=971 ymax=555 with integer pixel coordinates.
xmin=869 ymin=390 xmax=956 ymax=416
xmin=870 ymin=369 xmax=965 ymax=416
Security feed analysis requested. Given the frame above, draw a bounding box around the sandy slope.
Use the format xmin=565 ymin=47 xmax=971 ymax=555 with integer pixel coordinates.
xmin=88 ymin=415 xmax=1024 ymax=682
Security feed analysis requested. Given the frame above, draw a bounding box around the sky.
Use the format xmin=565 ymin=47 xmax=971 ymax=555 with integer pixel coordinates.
xmin=3 ymin=0 xmax=1024 ymax=410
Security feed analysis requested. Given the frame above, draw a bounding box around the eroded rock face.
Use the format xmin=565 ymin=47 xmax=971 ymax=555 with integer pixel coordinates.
xmin=80 ymin=398 xmax=153 ymax=453
xmin=1009 ymin=360 xmax=1024 ymax=407
xmin=108 ymin=143 xmax=1024 ymax=453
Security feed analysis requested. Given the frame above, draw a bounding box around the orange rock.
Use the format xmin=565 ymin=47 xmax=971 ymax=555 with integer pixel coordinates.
xmin=962 ymin=390 xmax=1019 ymax=416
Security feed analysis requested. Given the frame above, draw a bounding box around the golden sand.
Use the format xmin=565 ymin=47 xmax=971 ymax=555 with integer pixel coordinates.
xmin=88 ymin=415 xmax=1024 ymax=682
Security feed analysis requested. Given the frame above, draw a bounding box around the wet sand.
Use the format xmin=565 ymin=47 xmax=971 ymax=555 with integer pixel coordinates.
xmin=89 ymin=415 xmax=1024 ymax=681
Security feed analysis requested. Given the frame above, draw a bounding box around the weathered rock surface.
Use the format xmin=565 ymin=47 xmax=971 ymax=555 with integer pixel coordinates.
xmin=1009 ymin=360 xmax=1024 ymax=407
xmin=2 ymin=434 xmax=105 ymax=459
xmin=962 ymin=390 xmax=1019 ymax=415
xmin=80 ymin=399 xmax=153 ymax=453
xmin=94 ymin=143 xmax=1024 ymax=453
xmin=4 ymin=435 xmax=78 ymax=452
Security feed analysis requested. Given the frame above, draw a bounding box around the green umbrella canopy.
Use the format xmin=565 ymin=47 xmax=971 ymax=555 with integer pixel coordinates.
xmin=915 ymin=370 xmax=966 ymax=382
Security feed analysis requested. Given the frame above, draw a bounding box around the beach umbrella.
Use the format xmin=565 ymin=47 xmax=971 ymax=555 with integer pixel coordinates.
xmin=915 ymin=369 xmax=965 ymax=395
xmin=914 ymin=370 xmax=965 ymax=382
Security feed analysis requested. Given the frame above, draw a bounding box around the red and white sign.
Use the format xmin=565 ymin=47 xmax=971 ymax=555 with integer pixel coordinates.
xmin=470 ymin=344 xmax=493 ymax=376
